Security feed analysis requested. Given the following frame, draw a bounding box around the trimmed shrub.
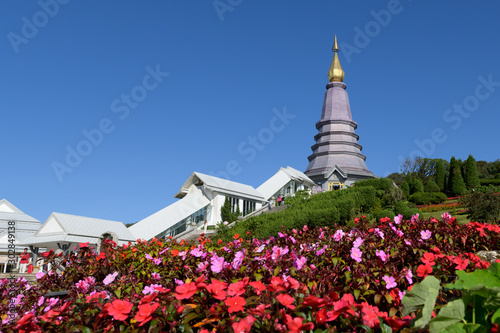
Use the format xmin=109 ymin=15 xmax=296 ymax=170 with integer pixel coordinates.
xmin=480 ymin=179 xmax=500 ymax=186
xmin=376 ymin=209 xmax=395 ymax=222
xmin=402 ymin=208 xmax=421 ymax=220
xmin=435 ymin=160 xmax=446 ymax=191
xmin=409 ymin=192 xmax=447 ymax=205
xmin=353 ymin=178 xmax=393 ymax=191
xmin=411 ymin=178 xmax=424 ymax=194
xmin=394 ymin=201 xmax=409 ymax=215
xmin=463 ymin=155 xmax=480 ymax=189
xmin=448 ymin=157 xmax=466 ymax=196
xmin=424 ymin=180 xmax=441 ymax=193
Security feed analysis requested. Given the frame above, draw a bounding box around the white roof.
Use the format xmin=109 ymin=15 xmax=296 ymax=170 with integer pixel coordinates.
xmin=175 ymin=172 xmax=265 ymax=201
xmin=257 ymin=166 xmax=316 ymax=200
xmin=0 ymin=199 xmax=41 ymax=223
xmin=20 ymin=212 xmax=135 ymax=248
xmin=130 ymin=184 xmax=210 ymax=241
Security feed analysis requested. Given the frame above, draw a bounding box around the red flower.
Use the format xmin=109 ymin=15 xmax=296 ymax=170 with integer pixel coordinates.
xmin=247 ymin=303 xmax=269 ymax=316
xmin=207 ymin=279 xmax=227 ymax=300
xmin=453 ymin=257 xmax=469 ymax=270
xmin=361 ymin=303 xmax=381 ymax=328
xmin=97 ymin=252 xmax=106 ymax=260
xmin=249 ymin=281 xmax=266 ymax=295
xmin=140 ymin=293 xmax=157 ymax=304
xmin=267 ymin=276 xmax=286 ymax=292
xmin=303 ymin=295 xmax=326 ymax=308
xmin=171 ymin=249 xmax=179 ymax=256
xmin=379 ymin=217 xmax=391 ymax=223
xmin=86 ymin=291 xmax=108 ymax=303
xmin=421 ymin=252 xmax=436 ymax=266
xmin=285 ymin=277 xmax=300 ymax=290
xmin=417 ymin=264 xmax=433 ymax=278
xmin=231 ymin=315 xmax=255 ymax=333
xmin=228 ymin=277 xmax=249 ymax=296
xmin=79 ymin=242 xmax=89 ymax=248
xmin=104 ymin=300 xmax=133 ymax=321
xmin=224 ymin=296 xmax=246 ymax=313
xmin=316 ymin=308 xmax=327 ymax=324
xmin=285 ymin=315 xmax=314 ymax=333
xmin=135 ymin=303 xmax=160 ymax=326
xmin=175 ymin=282 xmax=197 ymax=300
xmin=277 ymin=293 xmax=296 ymax=309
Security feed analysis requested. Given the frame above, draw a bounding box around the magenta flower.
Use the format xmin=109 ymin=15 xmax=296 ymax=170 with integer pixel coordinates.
xmin=151 ymin=272 xmax=161 ymax=280
xmin=315 ymin=245 xmax=327 ymax=256
xmin=375 ymin=250 xmax=387 ymax=262
xmin=210 ymin=254 xmax=225 ymax=273
xmin=411 ymin=213 xmax=420 ymax=222
xmin=75 ymin=280 xmax=90 ymax=293
xmin=420 ymin=230 xmax=432 ymax=240
xmin=103 ymin=272 xmax=118 ymax=285
xmin=190 ymin=248 xmax=204 ymax=257
xmin=142 ymin=284 xmax=163 ymax=295
xmin=36 ymin=271 xmax=45 ymax=279
xmin=145 ymin=253 xmax=153 ymax=260
xmin=153 ymin=258 xmax=162 ymax=265
xmin=396 ymin=230 xmax=404 ymax=237
xmin=405 ymin=269 xmax=413 ymax=284
xmin=37 ymin=296 xmax=45 ymax=307
xmin=350 ymin=247 xmax=363 ymax=263
xmin=232 ymin=250 xmax=245 ymax=270
xmin=271 ymin=246 xmax=289 ymax=260
xmin=353 ymin=237 xmax=364 ymax=248
xmin=294 ymin=256 xmax=307 ymax=270
xmin=383 ymin=275 xmax=397 ymax=289
xmin=404 ymin=239 xmax=412 ymax=246
xmin=394 ymin=214 xmax=403 ymax=224
xmin=333 ymin=229 xmax=345 ymax=241
xmin=374 ymin=228 xmax=384 ymax=239
xmin=441 ymin=212 xmax=451 ymax=222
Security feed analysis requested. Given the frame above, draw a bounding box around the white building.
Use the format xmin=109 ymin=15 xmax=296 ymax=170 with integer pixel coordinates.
xmin=19 ymin=212 xmax=136 ymax=254
xmin=129 ymin=166 xmax=315 ymax=241
xmin=0 ymin=199 xmax=41 ymax=255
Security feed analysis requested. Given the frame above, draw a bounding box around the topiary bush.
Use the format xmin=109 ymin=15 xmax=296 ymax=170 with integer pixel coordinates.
xmin=394 ymin=201 xmax=409 ymax=215
xmin=376 ymin=209 xmax=395 ymax=222
xmin=409 ymin=192 xmax=447 ymax=205
xmin=402 ymin=207 xmax=421 ymax=220
xmin=424 ymin=180 xmax=441 ymax=193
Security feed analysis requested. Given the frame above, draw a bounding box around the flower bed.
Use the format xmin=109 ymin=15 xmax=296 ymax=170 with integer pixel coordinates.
xmin=1 ymin=214 xmax=499 ymax=332
xmin=418 ymin=202 xmax=460 ymax=212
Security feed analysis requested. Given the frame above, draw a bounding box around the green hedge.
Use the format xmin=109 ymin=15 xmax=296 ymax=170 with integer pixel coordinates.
xmin=480 ymin=179 xmax=500 ymax=186
xmin=408 ymin=192 xmax=447 ymax=205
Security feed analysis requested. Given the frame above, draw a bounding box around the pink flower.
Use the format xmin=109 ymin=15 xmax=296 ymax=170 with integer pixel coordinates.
xmin=398 ymin=290 xmax=406 ymax=300
xmin=315 ymin=245 xmax=327 ymax=256
xmin=375 ymin=250 xmax=387 ymax=262
xmin=75 ymin=280 xmax=90 ymax=293
xmin=411 ymin=213 xmax=420 ymax=222
xmin=333 ymin=229 xmax=345 ymax=241
xmin=271 ymin=246 xmax=289 ymax=260
xmin=394 ymin=214 xmax=403 ymax=224
xmin=294 ymin=256 xmax=307 ymax=270
xmin=374 ymin=228 xmax=384 ymax=239
xmin=103 ymin=272 xmax=118 ymax=285
xmin=404 ymin=239 xmax=412 ymax=246
xmin=351 ymin=247 xmax=363 ymax=263
xmin=210 ymin=254 xmax=225 ymax=273
xmin=396 ymin=230 xmax=404 ymax=237
xmin=143 ymin=284 xmax=163 ymax=295
xmin=232 ymin=250 xmax=245 ymax=270
xmin=353 ymin=237 xmax=364 ymax=248
xmin=37 ymin=296 xmax=45 ymax=306
xmin=151 ymin=272 xmax=161 ymax=280
xmin=405 ymin=269 xmax=413 ymax=284
xmin=382 ymin=275 xmax=397 ymax=289
xmin=36 ymin=271 xmax=45 ymax=279
xmin=190 ymin=248 xmax=204 ymax=257
xmin=420 ymin=230 xmax=432 ymax=240
xmin=441 ymin=212 xmax=451 ymax=222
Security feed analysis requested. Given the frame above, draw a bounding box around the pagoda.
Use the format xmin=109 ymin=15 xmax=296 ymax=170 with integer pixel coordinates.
xmin=305 ymin=36 xmax=376 ymax=190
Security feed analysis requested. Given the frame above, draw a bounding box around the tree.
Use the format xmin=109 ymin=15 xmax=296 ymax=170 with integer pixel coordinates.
xmin=435 ymin=160 xmax=445 ymax=191
xmin=461 ymin=189 xmax=500 ymax=223
xmin=411 ymin=178 xmax=424 ymax=194
xmin=221 ymin=197 xmax=239 ymax=222
xmin=401 ymin=180 xmax=410 ymax=197
xmin=463 ymin=155 xmax=480 ymax=189
xmin=424 ymin=180 xmax=441 ymax=193
xmin=447 ymin=157 xmax=466 ymax=196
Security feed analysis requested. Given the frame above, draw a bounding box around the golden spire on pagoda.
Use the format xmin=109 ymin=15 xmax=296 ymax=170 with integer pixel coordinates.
xmin=328 ymin=35 xmax=344 ymax=82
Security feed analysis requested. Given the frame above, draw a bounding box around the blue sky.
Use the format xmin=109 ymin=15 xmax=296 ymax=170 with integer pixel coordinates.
xmin=1 ymin=1 xmax=499 ymax=224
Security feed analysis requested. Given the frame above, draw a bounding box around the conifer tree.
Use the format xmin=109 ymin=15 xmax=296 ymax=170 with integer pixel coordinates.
xmin=412 ymin=178 xmax=424 ymax=194
xmin=463 ymin=155 xmax=480 ymax=189
xmin=221 ymin=197 xmax=239 ymax=222
xmin=425 ymin=180 xmax=441 ymax=193
xmin=401 ymin=180 xmax=410 ymax=197
xmin=447 ymin=157 xmax=466 ymax=196
xmin=435 ymin=160 xmax=445 ymax=191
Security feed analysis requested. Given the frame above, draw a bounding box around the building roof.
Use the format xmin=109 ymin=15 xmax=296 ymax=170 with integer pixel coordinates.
xmin=257 ymin=166 xmax=316 ymax=200
xmin=19 ymin=212 xmax=135 ymax=248
xmin=0 ymin=199 xmax=41 ymax=223
xmin=175 ymin=172 xmax=265 ymax=201
xmin=130 ymin=184 xmax=210 ymax=241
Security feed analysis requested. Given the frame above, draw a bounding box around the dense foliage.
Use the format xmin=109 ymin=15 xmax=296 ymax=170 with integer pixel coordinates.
xmin=460 ymin=189 xmax=500 ymax=223
xmin=463 ymin=155 xmax=480 ymax=190
xmin=408 ymin=192 xmax=447 ymax=206
xmin=1 ymin=214 xmax=500 ymax=332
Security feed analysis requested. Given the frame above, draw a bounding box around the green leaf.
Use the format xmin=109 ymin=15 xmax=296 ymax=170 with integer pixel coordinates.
xmin=447 ymin=269 xmax=500 ymax=291
xmin=81 ymin=327 xmax=92 ymax=333
xmin=115 ymin=288 xmax=121 ymax=298
xmin=428 ymin=299 xmax=465 ymax=333
xmin=401 ymin=275 xmax=441 ymax=329
xmin=380 ymin=321 xmax=393 ymax=333
xmin=273 ymin=266 xmax=281 ymax=276
xmin=353 ymin=289 xmax=360 ymax=300
xmin=492 ymin=308 xmax=500 ymax=325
